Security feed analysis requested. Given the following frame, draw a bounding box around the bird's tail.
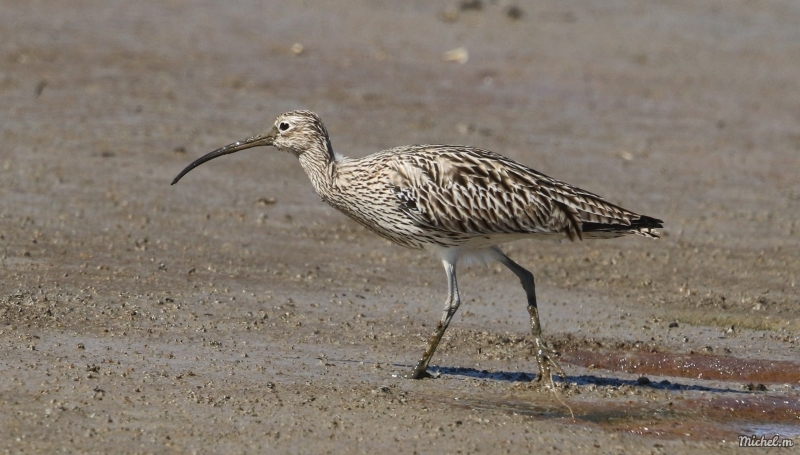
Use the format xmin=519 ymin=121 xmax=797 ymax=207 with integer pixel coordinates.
xmin=581 ymin=215 xmax=663 ymax=239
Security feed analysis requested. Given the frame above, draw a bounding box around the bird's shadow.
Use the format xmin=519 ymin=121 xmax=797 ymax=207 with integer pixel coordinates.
xmin=420 ymin=365 xmax=749 ymax=394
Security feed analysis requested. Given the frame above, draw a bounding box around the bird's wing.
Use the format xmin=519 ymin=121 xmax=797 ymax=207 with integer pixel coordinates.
xmin=385 ymin=146 xmax=652 ymax=241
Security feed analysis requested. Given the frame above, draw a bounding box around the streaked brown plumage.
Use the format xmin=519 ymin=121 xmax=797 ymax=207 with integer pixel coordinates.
xmin=173 ymin=110 xmax=663 ymax=384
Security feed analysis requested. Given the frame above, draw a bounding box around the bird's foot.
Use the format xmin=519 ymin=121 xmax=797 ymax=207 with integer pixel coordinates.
xmin=404 ymin=369 xmax=433 ymax=380
xmin=405 ymin=359 xmax=439 ymax=379
xmin=532 ymin=339 xmax=566 ymax=385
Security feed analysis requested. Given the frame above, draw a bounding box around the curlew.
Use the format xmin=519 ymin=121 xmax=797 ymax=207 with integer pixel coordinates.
xmin=172 ymin=110 xmax=663 ymax=384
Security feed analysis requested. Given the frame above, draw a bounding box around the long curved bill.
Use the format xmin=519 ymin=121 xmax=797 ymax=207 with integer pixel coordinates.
xmin=171 ymin=126 xmax=278 ymax=185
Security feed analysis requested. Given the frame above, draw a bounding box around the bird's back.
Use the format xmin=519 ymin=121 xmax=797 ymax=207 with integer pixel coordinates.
xmin=323 ymin=145 xmax=662 ymax=249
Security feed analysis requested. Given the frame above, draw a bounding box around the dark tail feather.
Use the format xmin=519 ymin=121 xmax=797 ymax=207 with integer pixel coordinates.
xmin=582 ymin=215 xmax=663 ymax=239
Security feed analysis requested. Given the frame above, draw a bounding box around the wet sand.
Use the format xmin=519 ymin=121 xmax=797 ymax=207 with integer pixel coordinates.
xmin=1 ymin=0 xmax=799 ymax=453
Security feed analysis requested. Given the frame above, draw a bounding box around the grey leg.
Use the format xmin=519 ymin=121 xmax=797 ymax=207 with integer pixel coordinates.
xmin=494 ymin=249 xmax=565 ymax=384
xmin=407 ymin=259 xmax=460 ymax=379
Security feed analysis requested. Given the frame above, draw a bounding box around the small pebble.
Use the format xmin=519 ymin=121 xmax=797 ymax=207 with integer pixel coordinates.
xmin=256 ymin=197 xmax=277 ymax=205
xmin=443 ymin=47 xmax=469 ymax=64
xmin=459 ymin=0 xmax=482 ymax=11
xmin=745 ymin=383 xmax=768 ymax=391
xmin=506 ymin=5 xmax=523 ymax=19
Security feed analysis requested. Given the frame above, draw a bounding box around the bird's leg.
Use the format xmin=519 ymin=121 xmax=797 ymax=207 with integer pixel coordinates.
xmin=407 ymin=259 xmax=460 ymax=379
xmin=495 ymin=251 xmax=565 ymax=384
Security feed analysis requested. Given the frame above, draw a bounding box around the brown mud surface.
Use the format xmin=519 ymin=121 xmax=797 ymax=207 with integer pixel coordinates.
xmin=2 ymin=1 xmax=799 ymax=453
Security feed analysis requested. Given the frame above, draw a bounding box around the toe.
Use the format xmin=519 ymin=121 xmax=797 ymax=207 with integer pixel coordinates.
xmin=406 ymin=369 xmax=433 ymax=380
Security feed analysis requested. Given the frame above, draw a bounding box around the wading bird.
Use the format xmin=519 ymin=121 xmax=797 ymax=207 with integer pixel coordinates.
xmin=172 ymin=110 xmax=662 ymax=384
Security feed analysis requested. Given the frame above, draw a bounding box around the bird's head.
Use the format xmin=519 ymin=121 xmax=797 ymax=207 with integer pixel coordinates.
xmin=171 ymin=110 xmax=332 ymax=185
xmin=271 ymin=110 xmax=332 ymax=157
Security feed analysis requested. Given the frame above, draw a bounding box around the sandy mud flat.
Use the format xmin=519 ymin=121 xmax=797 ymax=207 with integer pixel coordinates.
xmin=1 ymin=1 xmax=798 ymax=453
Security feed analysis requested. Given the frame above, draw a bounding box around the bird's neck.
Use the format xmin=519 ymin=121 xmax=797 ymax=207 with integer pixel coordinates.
xmin=297 ymin=141 xmax=337 ymax=196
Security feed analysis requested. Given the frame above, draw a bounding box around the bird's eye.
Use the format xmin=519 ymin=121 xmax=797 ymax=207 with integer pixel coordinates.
xmin=279 ymin=122 xmax=290 ymax=131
